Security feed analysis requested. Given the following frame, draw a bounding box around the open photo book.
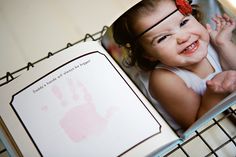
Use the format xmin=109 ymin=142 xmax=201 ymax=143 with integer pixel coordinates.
xmin=0 ymin=0 xmax=236 ymax=157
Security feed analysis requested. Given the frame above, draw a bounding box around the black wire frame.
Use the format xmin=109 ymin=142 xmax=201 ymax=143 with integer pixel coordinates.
xmin=164 ymin=106 xmax=236 ymax=157
xmin=0 ymin=26 xmax=109 ymax=87
xmin=0 ymin=26 xmax=235 ymax=157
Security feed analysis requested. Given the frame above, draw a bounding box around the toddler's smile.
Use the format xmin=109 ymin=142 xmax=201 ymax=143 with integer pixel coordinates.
xmin=181 ymin=40 xmax=199 ymax=56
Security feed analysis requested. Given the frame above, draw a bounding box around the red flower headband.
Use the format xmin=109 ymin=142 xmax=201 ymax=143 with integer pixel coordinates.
xmin=175 ymin=0 xmax=192 ymax=15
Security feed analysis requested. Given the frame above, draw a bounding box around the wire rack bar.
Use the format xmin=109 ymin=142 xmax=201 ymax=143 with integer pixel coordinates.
xmin=0 ymin=26 xmax=108 ymax=87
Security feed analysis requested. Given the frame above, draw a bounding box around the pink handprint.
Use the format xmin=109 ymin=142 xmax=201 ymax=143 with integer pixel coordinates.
xmin=67 ymin=79 xmax=80 ymax=101
xmin=51 ymin=85 xmax=67 ymax=106
xmin=59 ymin=80 xmax=116 ymax=142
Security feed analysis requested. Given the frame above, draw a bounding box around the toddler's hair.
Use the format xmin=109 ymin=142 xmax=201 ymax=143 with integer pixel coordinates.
xmin=112 ymin=0 xmax=202 ymax=71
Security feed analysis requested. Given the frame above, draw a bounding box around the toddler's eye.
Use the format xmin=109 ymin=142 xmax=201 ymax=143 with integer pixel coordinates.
xmin=157 ymin=36 xmax=167 ymax=43
xmin=180 ymin=19 xmax=189 ymax=27
xmin=157 ymin=34 xmax=172 ymax=43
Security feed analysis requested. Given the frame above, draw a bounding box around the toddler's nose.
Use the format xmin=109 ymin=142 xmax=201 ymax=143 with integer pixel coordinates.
xmin=176 ymin=33 xmax=190 ymax=44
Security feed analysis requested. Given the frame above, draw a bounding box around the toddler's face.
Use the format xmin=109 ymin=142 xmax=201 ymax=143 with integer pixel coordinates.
xmin=134 ymin=0 xmax=210 ymax=68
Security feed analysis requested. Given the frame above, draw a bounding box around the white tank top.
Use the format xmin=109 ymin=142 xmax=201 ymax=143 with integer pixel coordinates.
xmin=137 ymin=45 xmax=222 ymax=131
xmin=155 ymin=45 xmax=222 ymax=95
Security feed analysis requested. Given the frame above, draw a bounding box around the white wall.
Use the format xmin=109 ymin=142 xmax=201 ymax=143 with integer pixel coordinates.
xmin=0 ymin=0 xmax=235 ymax=79
xmin=0 ymin=0 xmax=139 ymax=77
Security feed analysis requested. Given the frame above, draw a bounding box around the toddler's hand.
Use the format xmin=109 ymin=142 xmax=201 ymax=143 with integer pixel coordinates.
xmin=206 ymin=70 xmax=236 ymax=94
xmin=206 ymin=13 xmax=235 ymax=46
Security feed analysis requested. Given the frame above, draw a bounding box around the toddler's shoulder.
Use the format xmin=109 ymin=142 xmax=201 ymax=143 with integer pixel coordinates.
xmin=149 ymin=68 xmax=186 ymax=90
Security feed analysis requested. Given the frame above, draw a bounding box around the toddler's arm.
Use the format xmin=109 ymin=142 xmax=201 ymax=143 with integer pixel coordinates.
xmin=149 ymin=69 xmax=227 ymax=129
xmin=198 ymin=71 xmax=236 ymax=117
xmin=206 ymin=13 xmax=236 ymax=70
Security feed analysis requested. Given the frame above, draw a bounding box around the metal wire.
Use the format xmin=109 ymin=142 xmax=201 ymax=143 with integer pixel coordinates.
xmin=0 ymin=26 xmax=108 ymax=87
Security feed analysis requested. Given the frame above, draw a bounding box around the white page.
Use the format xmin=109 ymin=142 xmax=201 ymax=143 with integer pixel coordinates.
xmin=0 ymin=41 xmax=179 ymax=157
xmin=11 ymin=52 xmax=161 ymax=156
